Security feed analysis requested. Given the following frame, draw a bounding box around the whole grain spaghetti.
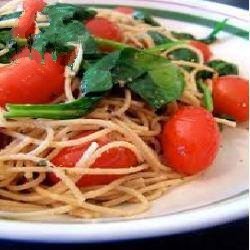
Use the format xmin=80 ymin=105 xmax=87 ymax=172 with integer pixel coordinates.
xmin=0 ymin=0 xmax=242 ymax=220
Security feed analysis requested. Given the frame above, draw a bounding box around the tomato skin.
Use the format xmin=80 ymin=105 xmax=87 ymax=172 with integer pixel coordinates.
xmin=13 ymin=0 xmax=45 ymax=38
xmin=85 ymin=17 xmax=123 ymax=42
xmin=50 ymin=131 xmax=138 ymax=187
xmin=162 ymin=107 xmax=220 ymax=175
xmin=189 ymin=40 xmax=212 ymax=62
xmin=115 ymin=6 xmax=135 ymax=14
xmin=0 ymin=54 xmax=64 ymax=107
xmin=213 ymin=76 xmax=249 ymax=122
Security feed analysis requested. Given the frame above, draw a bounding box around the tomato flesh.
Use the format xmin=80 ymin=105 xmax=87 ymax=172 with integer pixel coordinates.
xmin=85 ymin=17 xmax=123 ymax=42
xmin=50 ymin=131 xmax=138 ymax=187
xmin=0 ymin=52 xmax=64 ymax=107
xmin=162 ymin=107 xmax=220 ymax=175
xmin=13 ymin=0 xmax=45 ymax=38
xmin=213 ymin=76 xmax=249 ymax=122
xmin=115 ymin=6 xmax=135 ymax=14
xmin=189 ymin=40 xmax=212 ymax=62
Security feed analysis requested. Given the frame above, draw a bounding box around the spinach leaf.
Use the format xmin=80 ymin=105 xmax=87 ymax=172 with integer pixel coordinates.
xmin=0 ymin=12 xmax=22 ymax=21
xmin=201 ymin=19 xmax=228 ymax=44
xmin=33 ymin=3 xmax=97 ymax=57
xmin=147 ymin=31 xmax=172 ymax=45
xmin=82 ymin=47 xmax=185 ymax=109
xmin=197 ymin=80 xmax=213 ymax=112
xmin=43 ymin=3 xmax=96 ymax=23
xmin=207 ymin=59 xmax=239 ymax=76
xmin=0 ymin=29 xmax=26 ymax=63
xmin=168 ymin=48 xmax=199 ymax=62
xmin=129 ymin=63 xmax=185 ymax=109
xmin=82 ymin=51 xmax=121 ymax=95
xmin=171 ymin=31 xmax=195 ymax=40
xmin=4 ymin=97 xmax=101 ymax=120
xmin=133 ymin=10 xmax=159 ymax=26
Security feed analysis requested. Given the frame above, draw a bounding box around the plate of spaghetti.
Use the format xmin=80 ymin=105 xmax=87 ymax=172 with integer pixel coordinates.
xmin=0 ymin=0 xmax=248 ymax=243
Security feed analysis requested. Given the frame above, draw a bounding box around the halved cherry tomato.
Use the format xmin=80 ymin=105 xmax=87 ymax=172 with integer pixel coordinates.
xmin=115 ymin=6 xmax=135 ymax=14
xmin=49 ymin=131 xmax=138 ymax=187
xmin=0 ymin=52 xmax=64 ymax=107
xmin=189 ymin=40 xmax=212 ymax=62
xmin=162 ymin=107 xmax=220 ymax=175
xmin=85 ymin=17 xmax=123 ymax=42
xmin=213 ymin=75 xmax=249 ymax=122
xmin=13 ymin=0 xmax=45 ymax=38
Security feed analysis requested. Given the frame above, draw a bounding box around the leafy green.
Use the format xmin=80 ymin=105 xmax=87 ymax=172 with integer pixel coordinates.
xmin=82 ymin=47 xmax=185 ymax=109
xmin=147 ymin=31 xmax=172 ymax=45
xmin=0 ymin=29 xmax=26 ymax=63
xmin=196 ymin=59 xmax=239 ymax=80
xmin=168 ymin=48 xmax=199 ymax=62
xmin=171 ymin=20 xmax=228 ymax=44
xmin=171 ymin=31 xmax=195 ymax=40
xmin=33 ymin=3 xmax=97 ymax=57
xmin=201 ymin=19 xmax=228 ymax=44
xmin=207 ymin=59 xmax=239 ymax=76
xmin=133 ymin=10 xmax=159 ymax=26
xmin=197 ymin=80 xmax=213 ymax=112
xmin=4 ymin=97 xmax=101 ymax=120
xmin=43 ymin=3 xmax=96 ymax=23
xmin=0 ymin=12 xmax=22 ymax=21
xmin=129 ymin=63 xmax=185 ymax=108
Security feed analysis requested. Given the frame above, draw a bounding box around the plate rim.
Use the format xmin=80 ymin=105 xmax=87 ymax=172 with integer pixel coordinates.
xmin=0 ymin=0 xmax=248 ymax=243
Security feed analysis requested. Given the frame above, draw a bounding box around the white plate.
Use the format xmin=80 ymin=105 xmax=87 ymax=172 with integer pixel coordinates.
xmin=0 ymin=0 xmax=248 ymax=243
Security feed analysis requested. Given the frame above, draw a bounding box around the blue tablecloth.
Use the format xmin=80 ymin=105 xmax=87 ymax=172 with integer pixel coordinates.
xmin=0 ymin=1 xmax=248 ymax=249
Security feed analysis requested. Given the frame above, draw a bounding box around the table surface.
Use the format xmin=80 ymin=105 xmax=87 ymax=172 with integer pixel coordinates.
xmin=0 ymin=0 xmax=248 ymax=249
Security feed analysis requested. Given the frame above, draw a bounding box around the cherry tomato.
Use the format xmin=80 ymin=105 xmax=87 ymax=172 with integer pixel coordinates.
xmin=213 ymin=76 xmax=249 ymax=122
xmin=0 ymin=54 xmax=64 ymax=107
xmin=162 ymin=107 xmax=220 ymax=175
xmin=115 ymin=6 xmax=135 ymax=14
xmin=50 ymin=131 xmax=138 ymax=187
xmin=85 ymin=17 xmax=123 ymax=42
xmin=13 ymin=0 xmax=45 ymax=38
xmin=189 ymin=40 xmax=212 ymax=62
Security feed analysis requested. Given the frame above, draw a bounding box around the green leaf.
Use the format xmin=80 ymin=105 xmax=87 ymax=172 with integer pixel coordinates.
xmin=168 ymin=48 xmax=199 ymax=62
xmin=147 ymin=31 xmax=172 ymax=45
xmin=0 ymin=12 xmax=22 ymax=21
xmin=200 ymin=19 xmax=228 ymax=44
xmin=0 ymin=29 xmax=25 ymax=63
xmin=197 ymin=80 xmax=213 ymax=112
xmin=82 ymin=47 xmax=185 ymax=109
xmin=82 ymin=51 xmax=121 ymax=95
xmin=171 ymin=31 xmax=195 ymax=40
xmin=129 ymin=63 xmax=185 ymax=109
xmin=207 ymin=59 xmax=239 ymax=76
xmin=43 ymin=3 xmax=96 ymax=23
xmin=133 ymin=10 xmax=159 ymax=26
xmin=33 ymin=3 xmax=97 ymax=57
xmin=4 ymin=97 xmax=101 ymax=120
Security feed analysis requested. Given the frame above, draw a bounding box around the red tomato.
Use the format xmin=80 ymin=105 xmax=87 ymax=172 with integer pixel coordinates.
xmin=50 ymin=131 xmax=138 ymax=187
xmin=23 ymin=0 xmax=45 ymax=13
xmin=13 ymin=0 xmax=45 ymax=38
xmin=85 ymin=17 xmax=123 ymax=42
xmin=189 ymin=40 xmax=212 ymax=62
xmin=0 ymin=55 xmax=64 ymax=107
xmin=213 ymin=76 xmax=249 ymax=122
xmin=162 ymin=107 xmax=220 ymax=175
xmin=115 ymin=6 xmax=134 ymax=14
